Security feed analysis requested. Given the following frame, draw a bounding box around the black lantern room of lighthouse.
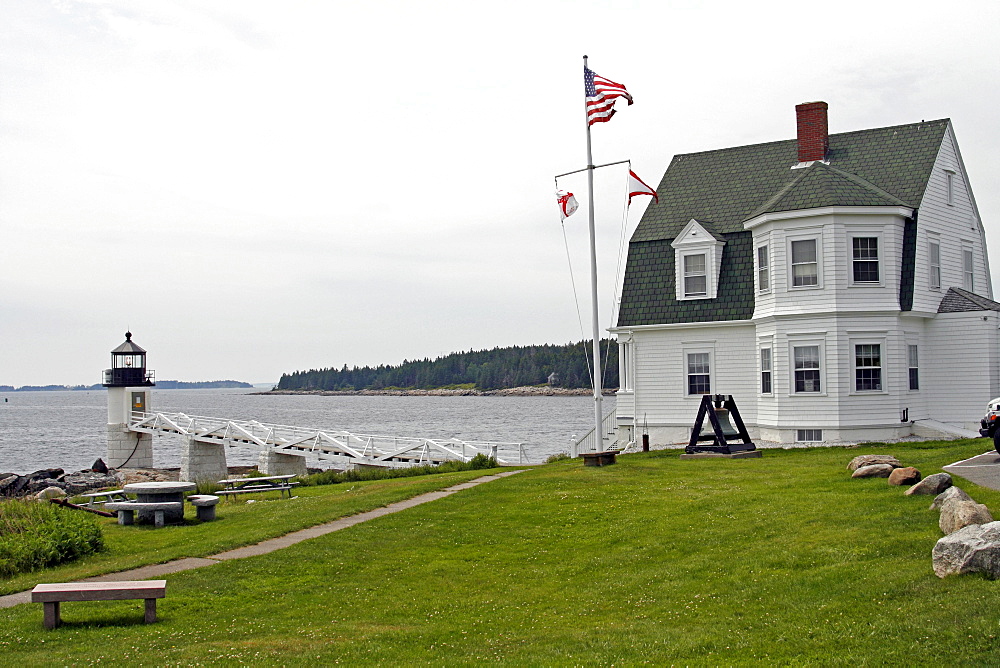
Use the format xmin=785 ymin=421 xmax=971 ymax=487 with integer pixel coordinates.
xmin=103 ymin=331 xmax=155 ymax=388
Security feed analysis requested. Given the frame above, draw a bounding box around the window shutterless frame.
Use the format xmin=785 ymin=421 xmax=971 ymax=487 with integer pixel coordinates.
xmin=790 ymin=238 xmax=819 ymax=287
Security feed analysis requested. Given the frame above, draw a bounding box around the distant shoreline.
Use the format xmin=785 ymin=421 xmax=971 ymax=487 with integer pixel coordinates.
xmin=258 ymin=387 xmax=617 ymax=397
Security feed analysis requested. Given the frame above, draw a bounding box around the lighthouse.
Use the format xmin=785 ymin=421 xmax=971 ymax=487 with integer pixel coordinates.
xmin=103 ymin=331 xmax=155 ymax=468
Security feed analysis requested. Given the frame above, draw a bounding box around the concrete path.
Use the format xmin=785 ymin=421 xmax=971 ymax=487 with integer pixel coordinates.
xmin=0 ymin=470 xmax=524 ymax=609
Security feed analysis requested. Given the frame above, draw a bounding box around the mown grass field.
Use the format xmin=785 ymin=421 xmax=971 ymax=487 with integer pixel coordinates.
xmin=2 ymin=440 xmax=1000 ymax=665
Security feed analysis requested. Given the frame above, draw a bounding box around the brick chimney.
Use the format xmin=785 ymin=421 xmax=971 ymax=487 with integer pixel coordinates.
xmin=795 ymin=101 xmax=828 ymax=162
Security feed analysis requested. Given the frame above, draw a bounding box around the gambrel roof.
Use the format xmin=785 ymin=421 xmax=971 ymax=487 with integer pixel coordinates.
xmin=617 ymin=119 xmax=950 ymax=327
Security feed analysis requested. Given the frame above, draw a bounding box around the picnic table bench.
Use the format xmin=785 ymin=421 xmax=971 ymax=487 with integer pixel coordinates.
xmin=31 ymin=580 xmax=166 ymax=630
xmin=216 ymin=474 xmax=299 ymax=499
xmin=105 ymin=501 xmax=184 ymax=527
xmin=78 ymin=489 xmax=129 ymax=507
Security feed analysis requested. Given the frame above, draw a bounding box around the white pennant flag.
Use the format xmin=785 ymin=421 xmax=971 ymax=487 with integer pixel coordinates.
xmin=556 ymin=190 xmax=579 ymax=220
xmin=627 ymin=170 xmax=659 ymax=206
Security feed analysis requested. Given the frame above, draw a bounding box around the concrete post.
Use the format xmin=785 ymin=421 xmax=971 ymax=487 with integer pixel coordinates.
xmin=180 ymin=437 xmax=228 ymax=483
xmin=258 ymin=450 xmax=307 ymax=476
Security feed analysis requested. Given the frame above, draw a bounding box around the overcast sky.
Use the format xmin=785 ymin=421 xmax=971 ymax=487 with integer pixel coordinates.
xmin=2 ymin=0 xmax=999 ymax=387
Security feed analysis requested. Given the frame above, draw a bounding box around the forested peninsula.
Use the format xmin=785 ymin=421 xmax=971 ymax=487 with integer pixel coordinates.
xmin=1 ymin=380 xmax=253 ymax=392
xmin=276 ymin=340 xmax=619 ymax=392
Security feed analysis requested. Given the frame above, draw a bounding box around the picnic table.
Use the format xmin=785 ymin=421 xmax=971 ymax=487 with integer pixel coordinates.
xmin=216 ymin=474 xmax=299 ymax=499
xmin=116 ymin=481 xmax=197 ymax=524
xmin=78 ymin=489 xmax=129 ymax=507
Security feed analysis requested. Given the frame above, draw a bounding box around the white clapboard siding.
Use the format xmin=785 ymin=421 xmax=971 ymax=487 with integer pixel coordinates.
xmin=911 ymin=124 xmax=990 ymax=314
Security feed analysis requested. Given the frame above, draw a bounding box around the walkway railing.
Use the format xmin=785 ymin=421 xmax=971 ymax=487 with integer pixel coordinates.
xmin=129 ymin=412 xmax=528 ymax=468
xmin=572 ymin=407 xmax=617 ymax=456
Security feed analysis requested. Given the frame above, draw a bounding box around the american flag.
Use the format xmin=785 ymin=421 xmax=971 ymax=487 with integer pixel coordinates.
xmin=584 ymin=67 xmax=633 ymax=126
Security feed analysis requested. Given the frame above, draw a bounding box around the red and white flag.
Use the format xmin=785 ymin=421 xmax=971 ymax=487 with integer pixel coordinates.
xmin=585 ymin=67 xmax=633 ymax=126
xmin=627 ymin=170 xmax=658 ymax=205
xmin=557 ymin=190 xmax=579 ymax=220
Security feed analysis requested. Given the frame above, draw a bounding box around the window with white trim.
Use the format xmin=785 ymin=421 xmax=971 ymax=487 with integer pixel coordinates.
xmin=964 ymin=246 xmax=975 ymax=291
xmin=757 ymin=245 xmax=770 ymax=292
xmin=854 ymin=344 xmax=882 ymax=391
xmin=929 ymin=240 xmax=941 ymax=290
xmin=683 ymin=253 xmax=708 ymax=298
xmin=852 ymin=237 xmax=880 ymax=283
xmin=619 ymin=341 xmax=632 ymax=392
xmin=946 ymin=170 xmax=955 ymax=206
xmin=797 ymin=429 xmax=823 ymax=442
xmin=793 ymin=345 xmax=821 ymax=393
xmin=760 ymin=347 xmax=772 ymax=394
xmin=908 ymin=344 xmax=919 ymax=391
xmin=687 ymin=352 xmax=711 ymax=395
xmin=791 ymin=239 xmax=818 ymax=287
xmin=671 ymin=220 xmax=725 ymax=300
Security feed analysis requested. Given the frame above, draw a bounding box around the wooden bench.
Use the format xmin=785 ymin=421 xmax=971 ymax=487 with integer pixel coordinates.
xmin=105 ymin=501 xmax=184 ymax=527
xmin=31 ymin=580 xmax=166 ymax=630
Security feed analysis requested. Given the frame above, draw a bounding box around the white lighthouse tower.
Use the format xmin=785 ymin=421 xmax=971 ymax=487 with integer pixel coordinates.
xmin=103 ymin=331 xmax=155 ymax=468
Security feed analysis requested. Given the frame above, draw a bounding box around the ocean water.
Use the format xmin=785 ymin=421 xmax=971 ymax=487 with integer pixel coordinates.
xmin=0 ymin=389 xmax=612 ymax=474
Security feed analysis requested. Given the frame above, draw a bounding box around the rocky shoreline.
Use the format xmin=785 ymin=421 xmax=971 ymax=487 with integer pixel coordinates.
xmin=259 ymin=386 xmax=616 ymax=397
xmin=0 ymin=464 xmax=260 ymax=500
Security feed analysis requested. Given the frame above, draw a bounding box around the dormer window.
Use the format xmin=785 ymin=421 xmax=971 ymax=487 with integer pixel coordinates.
xmin=671 ymin=219 xmax=725 ymax=300
xmin=683 ymin=254 xmax=708 ymax=297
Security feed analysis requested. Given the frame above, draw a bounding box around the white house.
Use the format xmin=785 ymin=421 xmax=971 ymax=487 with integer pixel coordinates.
xmin=611 ymin=102 xmax=997 ymax=446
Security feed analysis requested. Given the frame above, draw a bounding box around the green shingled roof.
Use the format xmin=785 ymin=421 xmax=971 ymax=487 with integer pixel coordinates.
xmin=632 ymin=119 xmax=948 ymax=243
xmin=617 ymin=119 xmax=949 ymax=327
xmin=747 ymin=162 xmax=909 ymax=219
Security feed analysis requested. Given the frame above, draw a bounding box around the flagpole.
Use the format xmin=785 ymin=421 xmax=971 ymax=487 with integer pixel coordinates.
xmin=583 ymin=54 xmax=604 ymax=453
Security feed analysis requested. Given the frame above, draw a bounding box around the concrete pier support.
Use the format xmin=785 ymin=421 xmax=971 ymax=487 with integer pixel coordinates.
xmin=106 ymin=424 xmax=153 ymax=469
xmin=180 ymin=437 xmax=228 ymax=483
xmin=258 ymin=450 xmax=307 ymax=476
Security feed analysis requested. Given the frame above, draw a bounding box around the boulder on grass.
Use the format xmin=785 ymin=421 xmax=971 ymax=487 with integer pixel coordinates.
xmin=930 ymin=485 xmax=972 ymax=510
xmin=852 ymin=463 xmax=896 ymax=478
xmin=848 ymin=455 xmax=901 ymax=472
xmin=940 ymin=499 xmax=994 ymax=535
xmin=907 ymin=472 xmax=953 ymax=497
xmin=35 ymin=486 xmax=66 ymax=500
xmin=933 ymin=521 xmax=1000 ymax=578
xmin=888 ymin=467 xmax=921 ymax=486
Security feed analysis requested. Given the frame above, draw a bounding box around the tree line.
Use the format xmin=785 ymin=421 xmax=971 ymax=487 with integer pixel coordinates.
xmin=276 ymin=340 xmax=619 ymax=391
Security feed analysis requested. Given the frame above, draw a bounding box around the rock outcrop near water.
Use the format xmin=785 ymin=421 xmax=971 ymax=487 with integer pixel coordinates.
xmin=0 ymin=465 xmax=119 ymax=499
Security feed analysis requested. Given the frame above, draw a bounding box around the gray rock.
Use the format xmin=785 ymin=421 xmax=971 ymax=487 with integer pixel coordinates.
xmin=907 ymin=472 xmax=953 ymax=496
xmin=940 ymin=499 xmax=994 ymax=535
xmin=852 ymin=463 xmax=896 ymax=478
xmin=930 ymin=485 xmax=972 ymax=510
xmin=0 ymin=475 xmax=20 ymax=496
xmin=933 ymin=521 xmax=1000 ymax=578
xmin=60 ymin=472 xmax=118 ymax=495
xmin=848 ymin=455 xmax=901 ymax=472
xmin=24 ymin=478 xmax=65 ymax=496
xmin=35 ymin=486 xmax=66 ymax=500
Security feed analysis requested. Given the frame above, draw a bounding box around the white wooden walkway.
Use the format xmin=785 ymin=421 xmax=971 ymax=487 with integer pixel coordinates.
xmin=128 ymin=412 xmax=528 ymax=468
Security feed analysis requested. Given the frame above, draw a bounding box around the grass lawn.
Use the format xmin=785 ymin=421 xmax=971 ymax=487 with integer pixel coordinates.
xmin=3 ymin=441 xmax=1000 ymax=665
